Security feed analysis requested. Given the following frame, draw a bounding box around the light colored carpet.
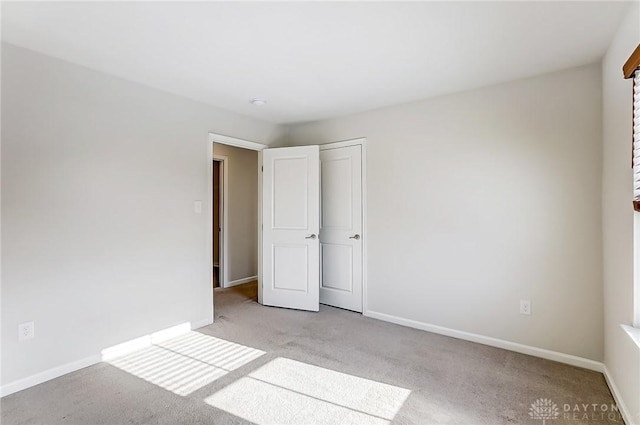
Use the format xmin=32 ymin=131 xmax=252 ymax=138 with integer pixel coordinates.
xmin=1 ymin=282 xmax=621 ymax=424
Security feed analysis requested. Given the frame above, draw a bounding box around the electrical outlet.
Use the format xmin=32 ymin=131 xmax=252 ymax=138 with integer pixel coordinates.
xmin=18 ymin=321 xmax=35 ymax=341
xmin=520 ymin=300 xmax=531 ymax=315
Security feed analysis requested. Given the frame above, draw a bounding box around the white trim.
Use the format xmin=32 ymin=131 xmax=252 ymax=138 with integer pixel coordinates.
xmin=208 ymin=133 xmax=268 ymax=151
xmin=319 ymin=137 xmax=367 ymax=151
xmin=101 ymin=323 xmax=192 ymax=361
xmin=0 ymin=320 xmax=211 ymax=398
xmin=604 ymin=365 xmax=636 ymax=425
xmin=319 ymin=138 xmax=368 ymax=314
xmin=364 ymin=310 xmax=604 ymax=372
xmin=258 ymin=150 xmax=264 ymax=305
xmin=361 ymin=140 xmax=368 ymax=316
xmin=226 ymin=275 xmax=259 ymax=288
xmin=191 ymin=317 xmax=214 ymax=330
xmin=213 ymin=154 xmax=229 ymax=288
xmin=0 ymin=354 xmax=101 ymax=398
xmin=207 ymin=138 xmax=215 ymax=325
xmin=634 ymin=213 xmax=640 ymax=328
xmin=621 ymin=324 xmax=640 ymax=350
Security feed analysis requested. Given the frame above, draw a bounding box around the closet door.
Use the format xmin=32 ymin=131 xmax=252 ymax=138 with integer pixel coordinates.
xmin=319 ymin=145 xmax=363 ymax=312
xmin=262 ymin=146 xmax=320 ymax=311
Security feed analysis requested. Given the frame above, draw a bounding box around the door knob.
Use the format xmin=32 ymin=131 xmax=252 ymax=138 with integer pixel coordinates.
xmin=305 ymin=234 xmax=317 ymax=239
xmin=349 ymin=234 xmax=360 ymax=240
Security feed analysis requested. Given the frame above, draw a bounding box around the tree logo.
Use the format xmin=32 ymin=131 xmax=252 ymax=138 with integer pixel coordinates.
xmin=529 ymin=398 xmax=560 ymax=424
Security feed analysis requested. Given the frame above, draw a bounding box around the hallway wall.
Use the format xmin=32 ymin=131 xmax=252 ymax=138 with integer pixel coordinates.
xmin=213 ymin=143 xmax=259 ymax=284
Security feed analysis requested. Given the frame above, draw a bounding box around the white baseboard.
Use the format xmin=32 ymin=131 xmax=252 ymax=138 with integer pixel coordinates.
xmin=1 ymin=319 xmax=213 ymax=398
xmin=603 ymin=365 xmax=636 ymax=425
xmin=191 ymin=317 xmax=214 ymax=329
xmin=364 ymin=310 xmax=604 ymax=372
xmin=101 ymin=322 xmax=194 ymax=361
xmin=225 ymin=275 xmax=258 ymax=288
xmin=0 ymin=354 xmax=101 ymax=398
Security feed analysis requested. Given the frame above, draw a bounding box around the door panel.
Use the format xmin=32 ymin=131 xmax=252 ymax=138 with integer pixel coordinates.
xmin=273 ymin=157 xmax=309 ymax=229
xmin=321 ymin=244 xmax=352 ymax=292
xmin=320 ymin=145 xmax=363 ymax=312
xmin=262 ymin=146 xmax=320 ymax=312
xmin=273 ymin=245 xmax=308 ymax=291
xmin=322 ymin=157 xmax=352 ymax=228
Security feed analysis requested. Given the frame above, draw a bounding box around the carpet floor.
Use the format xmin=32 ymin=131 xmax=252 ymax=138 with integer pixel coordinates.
xmin=1 ymin=282 xmax=621 ymax=425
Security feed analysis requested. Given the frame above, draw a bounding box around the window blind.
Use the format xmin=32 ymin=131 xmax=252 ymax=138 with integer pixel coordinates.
xmin=634 ymin=72 xmax=640 ymax=212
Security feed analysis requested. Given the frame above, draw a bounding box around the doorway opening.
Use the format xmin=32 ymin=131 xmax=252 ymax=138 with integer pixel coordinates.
xmin=212 ymin=157 xmax=224 ymax=290
xmin=209 ymin=134 xmax=268 ymax=320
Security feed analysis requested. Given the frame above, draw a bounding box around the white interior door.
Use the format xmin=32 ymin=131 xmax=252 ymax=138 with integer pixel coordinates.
xmin=262 ymin=146 xmax=320 ymax=311
xmin=320 ymin=144 xmax=363 ymax=312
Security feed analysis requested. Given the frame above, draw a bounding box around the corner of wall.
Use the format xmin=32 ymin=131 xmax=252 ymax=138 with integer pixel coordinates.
xmin=601 ymin=1 xmax=640 ymax=423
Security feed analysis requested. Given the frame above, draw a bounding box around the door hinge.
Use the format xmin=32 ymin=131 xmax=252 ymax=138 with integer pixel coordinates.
xmin=261 ymin=166 xmax=263 ymax=172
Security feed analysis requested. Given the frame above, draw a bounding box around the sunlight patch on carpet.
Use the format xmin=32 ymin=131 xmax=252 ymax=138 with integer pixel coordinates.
xmin=107 ymin=332 xmax=264 ymax=396
xmin=205 ymin=357 xmax=411 ymax=424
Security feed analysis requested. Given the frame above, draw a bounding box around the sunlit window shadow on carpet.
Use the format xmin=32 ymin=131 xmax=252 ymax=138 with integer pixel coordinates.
xmin=107 ymin=332 xmax=265 ymax=396
xmin=204 ymin=357 xmax=411 ymax=425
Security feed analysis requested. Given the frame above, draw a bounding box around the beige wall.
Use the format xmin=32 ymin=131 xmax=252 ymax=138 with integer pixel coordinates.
xmin=1 ymin=43 xmax=285 ymax=388
xmin=4 ymin=19 xmax=639 ymax=414
xmin=602 ymin=2 xmax=640 ymax=422
xmin=213 ymin=143 xmax=259 ymax=283
xmin=288 ymin=64 xmax=604 ymax=361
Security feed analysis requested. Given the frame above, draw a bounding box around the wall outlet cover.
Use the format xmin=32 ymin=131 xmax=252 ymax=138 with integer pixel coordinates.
xmin=520 ymin=300 xmax=531 ymax=315
xmin=18 ymin=321 xmax=35 ymax=341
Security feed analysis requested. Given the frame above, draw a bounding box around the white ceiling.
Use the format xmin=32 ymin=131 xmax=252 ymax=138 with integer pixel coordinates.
xmin=1 ymin=1 xmax=631 ymax=124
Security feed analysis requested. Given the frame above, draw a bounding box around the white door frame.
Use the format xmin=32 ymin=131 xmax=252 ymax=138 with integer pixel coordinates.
xmin=207 ymin=133 xmax=268 ymax=320
xmin=319 ymin=138 xmax=368 ymax=315
xmin=213 ymin=155 xmax=228 ymax=288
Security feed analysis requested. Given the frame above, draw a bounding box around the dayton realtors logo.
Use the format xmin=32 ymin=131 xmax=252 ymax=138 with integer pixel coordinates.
xmin=529 ymin=398 xmax=560 ymax=424
xmin=562 ymin=402 xmax=621 ymax=422
xmin=529 ymin=398 xmax=622 ymax=423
